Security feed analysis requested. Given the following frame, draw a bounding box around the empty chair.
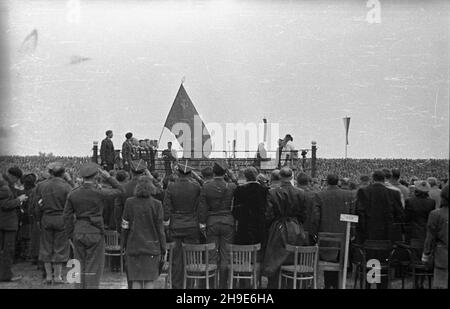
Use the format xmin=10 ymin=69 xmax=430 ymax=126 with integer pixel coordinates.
xmin=160 ymin=242 xmax=176 ymax=289
xmin=279 ymin=245 xmax=319 ymax=289
xmin=227 ymin=243 xmax=261 ymax=289
xmin=104 ymin=230 xmax=124 ymax=274
xmin=318 ymin=233 xmax=345 ymax=289
xmin=182 ymin=243 xmax=218 ymax=289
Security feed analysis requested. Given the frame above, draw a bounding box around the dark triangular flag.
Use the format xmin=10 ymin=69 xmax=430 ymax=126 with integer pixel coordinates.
xmin=163 ymin=84 xmax=211 ymax=158
xmin=343 ymin=117 xmax=351 ymax=145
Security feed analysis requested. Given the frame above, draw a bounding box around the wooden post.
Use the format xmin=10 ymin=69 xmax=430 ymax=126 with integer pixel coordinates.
xmin=92 ymin=141 xmax=98 ymax=164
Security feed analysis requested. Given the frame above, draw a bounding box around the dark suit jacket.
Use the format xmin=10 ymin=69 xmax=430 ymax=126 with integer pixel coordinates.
xmin=317 ymin=185 xmax=354 ymax=234
xmin=266 ymin=181 xmax=307 ymax=225
xmin=100 ymin=138 xmax=115 ymax=165
xmin=356 ymin=182 xmax=405 ymax=242
xmin=199 ymin=177 xmax=236 ymax=226
xmin=163 ymin=177 xmax=201 ymax=231
xmin=405 ymin=196 xmax=435 ymax=241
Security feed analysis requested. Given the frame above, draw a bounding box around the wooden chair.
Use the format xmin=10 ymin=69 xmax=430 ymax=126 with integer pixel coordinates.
xmin=279 ymin=245 xmax=319 ymax=289
xmin=160 ymin=242 xmax=176 ymax=289
xmin=226 ymin=243 xmax=261 ymax=289
xmin=104 ymin=230 xmax=125 ymax=274
xmin=182 ymin=243 xmax=218 ymax=289
xmin=352 ymin=240 xmax=396 ymax=289
xmin=398 ymin=239 xmax=433 ymax=289
xmin=318 ymin=233 xmax=345 ymax=289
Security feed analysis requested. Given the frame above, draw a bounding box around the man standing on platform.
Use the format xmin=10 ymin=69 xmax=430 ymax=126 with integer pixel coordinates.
xmin=100 ymin=130 xmax=115 ymax=172
xmin=122 ymin=132 xmax=134 ymax=172
xmin=63 ymin=163 xmax=123 ymax=289
xmin=163 ymin=163 xmax=201 ymax=289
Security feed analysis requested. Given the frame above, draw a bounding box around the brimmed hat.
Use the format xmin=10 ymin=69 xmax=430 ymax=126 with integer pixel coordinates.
xmin=414 ymin=180 xmax=431 ymax=193
xmin=47 ymin=162 xmax=65 ymax=173
xmin=79 ymin=162 xmax=100 ymax=178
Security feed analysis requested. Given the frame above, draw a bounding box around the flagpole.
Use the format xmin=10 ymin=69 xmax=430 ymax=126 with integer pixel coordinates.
xmin=158 ymin=126 xmax=165 ymax=148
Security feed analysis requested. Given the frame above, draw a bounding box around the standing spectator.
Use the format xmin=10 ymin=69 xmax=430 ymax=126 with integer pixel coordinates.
xmin=0 ymin=167 xmax=28 ymax=282
xmin=404 ymin=181 xmax=435 ymax=242
xmin=427 ymin=177 xmax=441 ymax=209
xmin=36 ymin=163 xmax=73 ymax=284
xmin=296 ymin=172 xmax=320 ymax=245
xmin=122 ymin=132 xmax=134 ymax=172
xmin=63 ymin=163 xmax=123 ymax=289
xmin=201 ymin=166 xmax=214 ymax=184
xmin=121 ymin=177 xmax=166 ymax=289
xmin=162 ymin=142 xmax=177 ymax=176
xmin=391 ymin=169 xmax=410 ymax=202
xmin=270 ymin=169 xmax=281 ymax=189
xmin=263 ymin=167 xmax=307 ymax=288
xmin=163 ymin=164 xmax=201 ymax=289
xmin=356 ymin=170 xmax=404 ymax=242
xmin=316 ymin=174 xmax=354 ymax=289
xmin=199 ymin=161 xmax=237 ymax=289
xmin=233 ymin=167 xmax=268 ymax=248
xmin=281 ymin=134 xmax=296 ymax=168
xmin=383 ymin=169 xmax=405 ymax=208
xmin=100 ymin=130 xmax=115 ymax=172
xmin=422 ymin=185 xmax=448 ymax=289
xmin=16 ymin=173 xmax=37 ymax=261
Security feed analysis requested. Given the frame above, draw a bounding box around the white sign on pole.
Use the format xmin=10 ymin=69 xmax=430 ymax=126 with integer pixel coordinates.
xmin=340 ymin=213 xmax=359 ymax=289
xmin=340 ymin=214 xmax=359 ymax=223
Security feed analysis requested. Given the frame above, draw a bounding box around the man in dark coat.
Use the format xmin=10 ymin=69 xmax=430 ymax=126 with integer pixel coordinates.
xmin=316 ymin=174 xmax=354 ymax=289
xmin=121 ymin=132 xmax=134 ymax=172
xmin=35 ymin=162 xmax=73 ymax=284
xmin=233 ymin=167 xmax=268 ymax=251
xmin=0 ymin=167 xmax=28 ymax=282
xmin=263 ymin=167 xmax=307 ymax=288
xmin=100 ymin=130 xmax=115 ymax=171
xmin=296 ymin=172 xmax=320 ymax=245
xmin=405 ymin=180 xmax=435 ymax=241
xmin=199 ymin=161 xmax=237 ymax=289
xmin=63 ymin=163 xmax=123 ymax=289
xmin=163 ymin=164 xmax=201 ymax=289
xmin=356 ymin=170 xmax=404 ymax=243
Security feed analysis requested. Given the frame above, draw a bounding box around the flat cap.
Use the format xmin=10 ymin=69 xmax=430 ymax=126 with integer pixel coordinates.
xmin=47 ymin=162 xmax=64 ymax=173
xmin=213 ymin=160 xmax=228 ymax=173
xmin=79 ymin=162 xmax=100 ymax=178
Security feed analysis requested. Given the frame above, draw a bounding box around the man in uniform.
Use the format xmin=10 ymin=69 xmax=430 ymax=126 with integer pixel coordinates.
xmin=199 ymin=161 xmax=237 ymax=288
xmin=63 ymin=163 xmax=123 ymax=289
xmin=100 ymin=130 xmax=115 ymax=172
xmin=122 ymin=132 xmax=134 ymax=172
xmin=36 ymin=162 xmax=73 ymax=284
xmin=163 ymin=163 xmax=201 ymax=289
xmin=0 ymin=167 xmax=28 ymax=282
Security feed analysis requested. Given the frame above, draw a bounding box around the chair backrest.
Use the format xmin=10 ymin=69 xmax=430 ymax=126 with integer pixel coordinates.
xmin=318 ymin=233 xmax=345 ymax=265
xmin=104 ymin=230 xmax=120 ymax=249
xmin=182 ymin=243 xmax=216 ymax=272
xmin=286 ymin=245 xmax=319 ymax=271
xmin=227 ymin=244 xmax=261 ymax=272
xmin=363 ymin=240 xmax=393 ymax=263
xmin=409 ymin=238 xmax=425 ymax=260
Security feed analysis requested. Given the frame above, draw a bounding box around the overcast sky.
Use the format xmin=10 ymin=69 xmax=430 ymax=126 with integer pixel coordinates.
xmin=0 ymin=0 xmax=448 ymax=158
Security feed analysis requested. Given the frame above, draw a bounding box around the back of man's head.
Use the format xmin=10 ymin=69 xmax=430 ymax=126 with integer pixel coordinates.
xmin=327 ymin=174 xmax=339 ymax=186
xmin=201 ymin=167 xmax=213 ymax=179
xmin=243 ymin=167 xmax=258 ymax=182
xmin=360 ymin=174 xmax=370 ymax=183
xmin=271 ymin=169 xmax=280 ymax=182
xmin=297 ymin=172 xmax=310 ymax=186
xmin=391 ymin=168 xmax=401 ymax=180
xmin=373 ymin=170 xmax=386 ymax=182
xmin=382 ymin=168 xmax=392 ymax=180
xmin=279 ymin=167 xmax=293 ymax=180
xmin=125 ymin=132 xmax=133 ymax=140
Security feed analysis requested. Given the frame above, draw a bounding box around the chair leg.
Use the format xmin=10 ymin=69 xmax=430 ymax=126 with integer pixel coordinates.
xmin=183 ymin=273 xmax=187 ymax=289
xmin=120 ymin=254 xmax=123 ymax=275
xmin=206 ymin=272 xmax=209 ymax=289
xmin=229 ymin=270 xmax=233 ymax=289
xmin=253 ymin=270 xmax=257 ymax=289
xmin=278 ymin=271 xmax=282 ymax=289
xmin=293 ymin=272 xmax=297 ymax=289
